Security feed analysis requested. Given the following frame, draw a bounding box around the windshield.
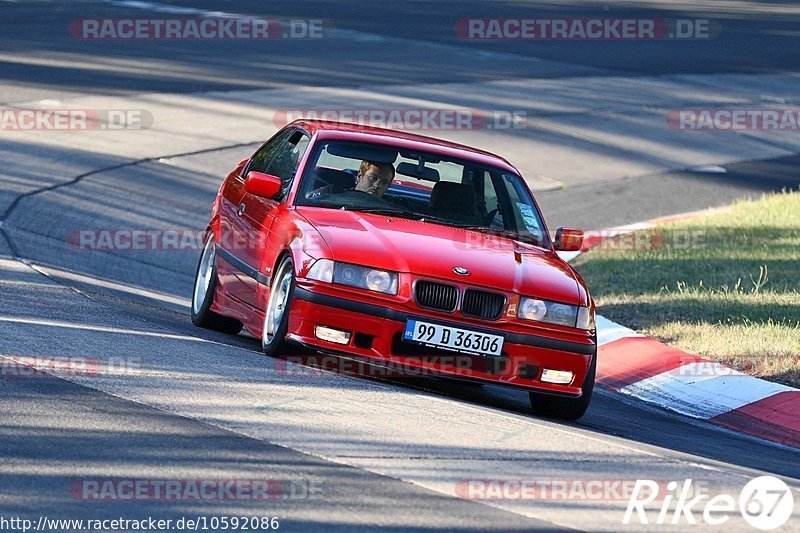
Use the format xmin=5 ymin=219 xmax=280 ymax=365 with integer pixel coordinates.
xmin=295 ymin=140 xmax=549 ymax=247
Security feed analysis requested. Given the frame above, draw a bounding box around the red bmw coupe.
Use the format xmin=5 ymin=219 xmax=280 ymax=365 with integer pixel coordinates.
xmin=192 ymin=120 xmax=596 ymax=419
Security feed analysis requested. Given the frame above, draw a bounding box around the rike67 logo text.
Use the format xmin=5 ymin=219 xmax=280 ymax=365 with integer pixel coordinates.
xmin=624 ymin=476 xmax=794 ymax=530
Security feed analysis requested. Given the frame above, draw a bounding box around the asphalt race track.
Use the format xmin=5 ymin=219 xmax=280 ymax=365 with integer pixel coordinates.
xmin=1 ymin=1 xmax=799 ymax=531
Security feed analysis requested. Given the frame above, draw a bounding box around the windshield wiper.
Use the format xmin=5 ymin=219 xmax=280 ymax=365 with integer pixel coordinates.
xmin=346 ymin=207 xmax=421 ymax=218
xmin=456 ymin=225 xmax=543 ymax=246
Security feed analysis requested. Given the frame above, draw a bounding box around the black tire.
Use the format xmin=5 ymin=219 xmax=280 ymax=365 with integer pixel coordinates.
xmin=191 ymin=234 xmax=243 ymax=335
xmin=529 ymin=350 xmax=596 ymax=420
xmin=261 ymin=256 xmax=295 ymax=357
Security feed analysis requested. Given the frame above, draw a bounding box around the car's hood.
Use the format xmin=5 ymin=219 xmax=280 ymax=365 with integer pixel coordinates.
xmin=297 ymin=207 xmax=583 ymax=304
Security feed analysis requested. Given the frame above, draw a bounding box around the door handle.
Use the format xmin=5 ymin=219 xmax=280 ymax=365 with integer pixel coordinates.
xmin=237 ymin=203 xmax=246 ymax=216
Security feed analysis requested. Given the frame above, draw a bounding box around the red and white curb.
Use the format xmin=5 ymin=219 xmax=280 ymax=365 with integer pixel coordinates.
xmin=595 ymin=316 xmax=800 ymax=448
xmin=560 ymin=211 xmax=800 ymax=449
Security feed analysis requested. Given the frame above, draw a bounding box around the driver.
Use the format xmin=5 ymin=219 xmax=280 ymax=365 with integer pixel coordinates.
xmin=308 ymin=160 xmax=395 ymax=199
xmin=354 ymin=160 xmax=395 ymax=198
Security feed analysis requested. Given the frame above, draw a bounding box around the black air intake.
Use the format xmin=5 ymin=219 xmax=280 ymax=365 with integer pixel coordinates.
xmin=414 ymin=281 xmax=458 ymax=312
xmin=461 ymin=289 xmax=505 ymax=320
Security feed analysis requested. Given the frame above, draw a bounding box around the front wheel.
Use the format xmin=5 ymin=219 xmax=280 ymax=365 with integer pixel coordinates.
xmin=529 ymin=351 xmax=596 ymax=420
xmin=191 ymin=233 xmax=243 ymax=334
xmin=261 ymin=256 xmax=295 ymax=357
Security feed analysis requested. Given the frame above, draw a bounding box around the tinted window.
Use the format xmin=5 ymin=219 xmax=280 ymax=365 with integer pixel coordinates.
xmin=264 ymin=131 xmax=309 ymax=185
xmin=249 ymin=130 xmax=310 ymax=197
xmin=249 ymin=130 xmax=291 ymax=174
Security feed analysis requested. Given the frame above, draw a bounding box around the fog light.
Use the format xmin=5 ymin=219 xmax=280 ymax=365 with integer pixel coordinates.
xmin=314 ymin=325 xmax=351 ymax=345
xmin=540 ymin=369 xmax=574 ymax=385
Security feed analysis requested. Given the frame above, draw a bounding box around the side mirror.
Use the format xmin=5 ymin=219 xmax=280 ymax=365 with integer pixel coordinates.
xmin=244 ymin=171 xmax=282 ymax=198
xmin=554 ymin=228 xmax=583 ymax=252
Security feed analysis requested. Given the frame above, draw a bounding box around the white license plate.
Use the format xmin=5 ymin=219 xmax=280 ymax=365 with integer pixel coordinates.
xmin=403 ymin=319 xmax=504 ymax=356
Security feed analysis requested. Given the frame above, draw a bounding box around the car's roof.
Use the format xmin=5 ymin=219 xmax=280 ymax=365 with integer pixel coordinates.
xmin=289 ymin=119 xmax=519 ymax=174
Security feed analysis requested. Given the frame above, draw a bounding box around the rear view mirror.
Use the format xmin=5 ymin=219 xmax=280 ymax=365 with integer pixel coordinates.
xmin=554 ymin=228 xmax=583 ymax=252
xmin=244 ymin=171 xmax=282 ymax=198
xmin=326 ymin=142 xmax=398 ymax=164
xmin=396 ymin=162 xmax=440 ymax=181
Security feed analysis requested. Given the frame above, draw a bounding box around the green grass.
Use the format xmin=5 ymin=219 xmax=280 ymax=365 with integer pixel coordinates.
xmin=573 ymin=190 xmax=800 ymax=387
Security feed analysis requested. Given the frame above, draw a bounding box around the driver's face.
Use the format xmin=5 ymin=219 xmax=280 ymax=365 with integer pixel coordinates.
xmin=355 ymin=164 xmax=393 ymax=197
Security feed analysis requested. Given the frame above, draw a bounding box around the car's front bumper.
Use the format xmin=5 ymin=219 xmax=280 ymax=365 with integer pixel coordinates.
xmin=285 ymin=282 xmax=596 ymax=396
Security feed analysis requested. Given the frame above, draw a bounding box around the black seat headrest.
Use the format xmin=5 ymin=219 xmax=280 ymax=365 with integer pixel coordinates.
xmin=429 ymin=181 xmax=478 ymax=216
xmin=313 ymin=167 xmax=357 ymax=189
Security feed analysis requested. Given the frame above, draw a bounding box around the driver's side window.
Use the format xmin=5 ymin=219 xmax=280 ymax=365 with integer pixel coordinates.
xmin=248 ymin=129 xmax=310 ymax=197
xmin=249 ymin=130 xmax=290 ymax=175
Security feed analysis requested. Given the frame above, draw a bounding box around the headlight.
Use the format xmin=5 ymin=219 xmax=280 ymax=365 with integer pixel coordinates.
xmin=576 ymin=306 xmax=595 ymax=330
xmin=307 ymin=259 xmax=334 ymax=283
xmin=518 ymin=297 xmax=593 ymax=330
xmin=307 ymin=259 xmax=398 ymax=295
xmin=365 ymin=269 xmax=394 ymax=293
